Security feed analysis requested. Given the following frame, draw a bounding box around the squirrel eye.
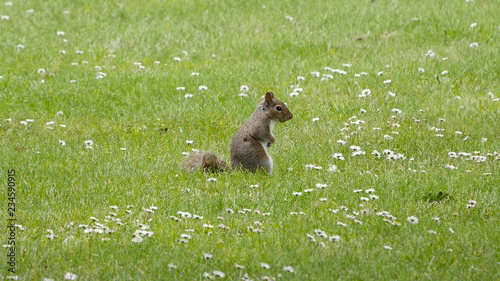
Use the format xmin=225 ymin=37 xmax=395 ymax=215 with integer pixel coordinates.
xmin=276 ymin=105 xmax=282 ymax=111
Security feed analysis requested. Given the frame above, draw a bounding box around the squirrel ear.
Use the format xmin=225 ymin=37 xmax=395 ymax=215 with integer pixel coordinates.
xmin=265 ymin=92 xmax=274 ymax=105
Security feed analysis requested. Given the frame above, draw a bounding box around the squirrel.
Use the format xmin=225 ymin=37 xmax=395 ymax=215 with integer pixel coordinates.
xmin=182 ymin=91 xmax=293 ymax=174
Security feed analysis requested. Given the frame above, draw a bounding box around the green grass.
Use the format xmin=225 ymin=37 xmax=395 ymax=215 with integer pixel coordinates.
xmin=1 ymin=0 xmax=499 ymax=280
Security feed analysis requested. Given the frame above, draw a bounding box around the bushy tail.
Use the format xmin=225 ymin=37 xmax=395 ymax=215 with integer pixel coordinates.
xmin=181 ymin=152 xmax=230 ymax=173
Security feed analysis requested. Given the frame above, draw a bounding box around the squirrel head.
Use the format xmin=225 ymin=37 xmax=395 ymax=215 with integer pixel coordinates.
xmin=264 ymin=92 xmax=293 ymax=123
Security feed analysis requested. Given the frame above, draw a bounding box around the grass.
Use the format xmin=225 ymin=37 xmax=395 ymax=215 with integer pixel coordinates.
xmin=1 ymin=0 xmax=499 ymax=280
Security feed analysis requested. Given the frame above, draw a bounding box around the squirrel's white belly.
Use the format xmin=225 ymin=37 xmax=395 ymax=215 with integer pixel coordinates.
xmin=258 ymin=140 xmax=273 ymax=174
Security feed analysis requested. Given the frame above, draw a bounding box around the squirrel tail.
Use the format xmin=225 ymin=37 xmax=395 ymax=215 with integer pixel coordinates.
xmin=182 ymin=152 xmax=230 ymax=173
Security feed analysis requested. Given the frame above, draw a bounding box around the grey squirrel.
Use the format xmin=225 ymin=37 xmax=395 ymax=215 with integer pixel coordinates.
xmin=182 ymin=91 xmax=293 ymax=174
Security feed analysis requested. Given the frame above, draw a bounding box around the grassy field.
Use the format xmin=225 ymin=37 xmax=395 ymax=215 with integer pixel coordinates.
xmin=1 ymin=0 xmax=499 ymax=280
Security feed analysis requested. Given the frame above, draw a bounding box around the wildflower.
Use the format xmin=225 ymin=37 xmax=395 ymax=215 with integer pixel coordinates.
xmin=303 ymin=189 xmax=313 ymax=193
xmin=260 ymin=263 xmax=271 ymax=269
xmin=235 ymin=264 xmax=245 ymax=269
xmin=441 ymin=70 xmax=449 ymax=75
xmin=297 ymin=76 xmax=305 ymax=81
xmin=388 ymin=91 xmax=396 ymax=97
xmin=337 ymin=222 xmax=347 ymax=227
xmin=280 ymin=265 xmax=295 ymax=273
xmin=131 ymin=235 xmax=143 ymax=243
xmin=58 ymin=140 xmax=66 ymax=146
xmin=383 ymin=79 xmax=392 ymax=84
xmin=199 ymin=85 xmax=208 ymax=91
xmin=240 ymin=85 xmax=249 ymax=92
xmin=292 ymin=192 xmax=302 ymax=196
xmin=174 ymin=57 xmax=181 ymax=61
xmin=315 ymin=183 xmax=327 ymax=189
xmin=337 ymin=139 xmax=347 ymax=145
xmin=168 ymin=263 xmax=177 ymax=269
xmin=203 ymin=252 xmax=213 ymax=259
xmin=207 ymin=177 xmax=217 ymax=182
xmin=354 ymin=189 xmax=363 ymax=193
xmin=64 ymin=272 xmax=77 ymax=280
xmin=391 ymin=108 xmax=402 ymax=114
xmin=0 ymin=15 xmax=10 ymax=20
xmin=285 ymin=15 xmax=294 ymax=21
xmin=384 ymin=245 xmax=392 ymax=250
xmin=444 ymin=164 xmax=458 ymax=170
xmin=449 ymin=228 xmax=454 ymax=234
xmin=407 ymin=216 xmax=419 ymax=224
xmin=306 ymin=234 xmax=316 ymax=242
xmin=327 ymin=165 xmax=339 ymax=172
xmin=312 ymin=117 xmax=320 ymax=122
xmin=470 ymin=22 xmax=477 ymax=28
xmin=426 ymin=50 xmax=436 ymax=58
xmin=314 ymin=229 xmax=327 ymax=238
xmin=358 ymin=89 xmax=371 ymax=97
xmin=329 ymin=235 xmax=340 ymax=242
xmin=185 ymin=93 xmax=193 ymax=98
xmin=332 ymin=153 xmax=345 ymax=160
xmin=176 ymin=87 xmax=185 ymax=91
xmin=418 ymin=67 xmax=425 ymax=73
xmin=469 ymin=42 xmax=479 ymax=48
xmin=428 ymin=230 xmax=437 ymax=234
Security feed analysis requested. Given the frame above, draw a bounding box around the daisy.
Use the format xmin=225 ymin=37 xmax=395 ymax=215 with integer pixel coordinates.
xmin=358 ymin=89 xmax=371 ymax=97
xmin=131 ymin=235 xmax=143 ymax=243
xmin=327 ymin=165 xmax=339 ymax=172
xmin=407 ymin=216 xmax=419 ymax=224
xmin=240 ymin=85 xmax=249 ymax=92
xmin=329 ymin=235 xmax=340 ymax=242
xmin=283 ymin=266 xmax=295 ymax=272
xmin=213 ymin=271 xmax=225 ymax=278
xmin=426 ymin=50 xmax=436 ymax=58
xmin=64 ymin=272 xmax=77 ymax=280
xmin=260 ymin=263 xmax=271 ymax=269
xmin=198 ymin=85 xmax=208 ymax=91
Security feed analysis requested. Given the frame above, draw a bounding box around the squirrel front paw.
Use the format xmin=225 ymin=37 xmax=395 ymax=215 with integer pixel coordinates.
xmin=267 ymin=142 xmax=272 ymax=147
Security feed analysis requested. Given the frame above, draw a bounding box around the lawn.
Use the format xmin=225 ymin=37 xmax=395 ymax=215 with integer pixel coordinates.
xmin=1 ymin=0 xmax=499 ymax=280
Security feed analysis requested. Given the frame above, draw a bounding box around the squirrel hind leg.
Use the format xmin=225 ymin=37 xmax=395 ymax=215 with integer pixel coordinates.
xmin=201 ymin=153 xmax=230 ymax=173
